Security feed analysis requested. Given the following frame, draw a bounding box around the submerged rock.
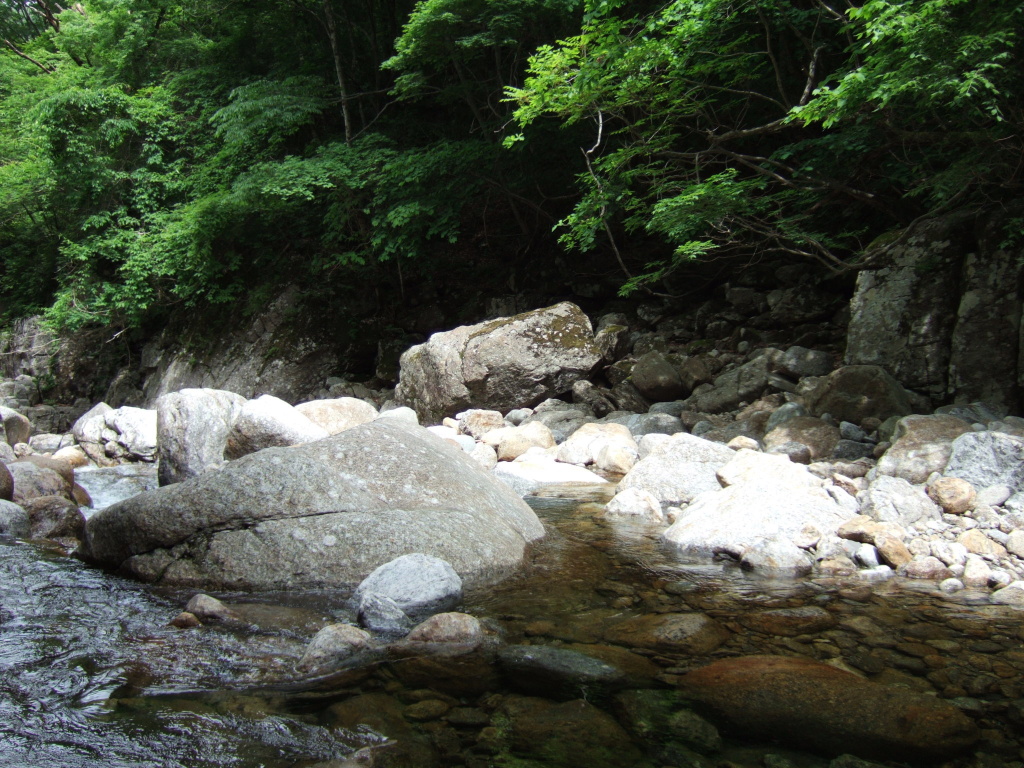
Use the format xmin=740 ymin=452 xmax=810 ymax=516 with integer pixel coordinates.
xmin=81 ymin=419 xmax=543 ymax=589
xmin=678 ymin=655 xmax=979 ymax=760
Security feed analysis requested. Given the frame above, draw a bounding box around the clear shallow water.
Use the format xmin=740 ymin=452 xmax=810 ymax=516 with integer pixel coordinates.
xmin=1 ymin=485 xmax=1023 ymax=767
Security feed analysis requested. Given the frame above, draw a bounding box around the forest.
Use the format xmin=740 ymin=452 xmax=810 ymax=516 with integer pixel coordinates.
xmin=0 ymin=0 xmax=1020 ymax=335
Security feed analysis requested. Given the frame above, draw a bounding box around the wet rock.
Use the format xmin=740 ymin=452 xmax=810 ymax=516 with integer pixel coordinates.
xmin=388 ymin=643 xmax=499 ymax=697
xmin=738 ymin=606 xmax=835 ymax=637
xmin=22 ymin=495 xmax=84 ymax=541
xmin=297 ymin=623 xmax=372 ymax=674
xmin=358 ymin=593 xmax=413 ymax=636
xmin=406 ymin=612 xmax=483 ymax=645
xmin=497 ymin=645 xmax=632 ymax=700
xmin=927 ymin=477 xmax=976 ymax=515
xmin=604 ymin=612 xmax=730 ymax=654
xmin=604 ymin=487 xmax=664 ymax=523
xmin=740 ymin=539 xmax=814 ymax=576
xmin=804 ymin=366 xmax=913 ymax=425
xmin=678 ymin=655 xmax=978 ymax=760
xmin=0 ymin=499 xmax=29 ymax=537
xmin=9 ymin=462 xmax=71 ymax=504
xmin=225 ymin=394 xmax=329 ymax=460
xmin=326 ymin=693 xmax=436 ymax=766
xmin=156 ymin=389 xmax=246 ymax=486
xmin=169 ymin=612 xmax=201 ymax=629
xmin=944 ymin=431 xmax=1024 ymax=493
xmin=615 ymin=689 xmax=722 ymax=756
xmin=395 ymin=302 xmax=602 ymax=423
xmin=495 ymin=695 xmax=643 ymax=768
xmin=354 ymin=554 xmax=462 ymax=619
xmin=294 ymin=397 xmax=377 ymax=435
xmin=82 ymin=420 xmax=543 ymax=589
xmin=876 ymin=415 xmax=972 ymax=484
xmin=618 ymin=433 xmax=734 ymax=507
xmin=405 ymin=699 xmax=449 ymax=722
xmin=184 ymin=593 xmax=240 ymax=622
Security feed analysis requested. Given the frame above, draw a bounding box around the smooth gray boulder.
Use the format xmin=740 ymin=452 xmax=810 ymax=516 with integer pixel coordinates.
xmin=395 ymin=302 xmax=602 ymax=423
xmin=81 ymin=419 xmax=544 ymax=589
xmin=225 ymin=394 xmax=329 ymax=459
xmin=944 ymin=431 xmax=1024 ymax=494
xmin=354 ymin=553 xmax=462 ymax=618
xmin=156 ymin=388 xmax=247 ymax=486
xmin=617 ymin=433 xmax=735 ymax=507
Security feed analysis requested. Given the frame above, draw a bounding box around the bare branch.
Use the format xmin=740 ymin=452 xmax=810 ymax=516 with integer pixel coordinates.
xmin=3 ymin=38 xmax=53 ymax=72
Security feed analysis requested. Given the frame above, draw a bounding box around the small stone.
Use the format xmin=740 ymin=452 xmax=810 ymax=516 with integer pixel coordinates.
xmin=874 ymin=534 xmax=912 ymax=569
xmin=184 ymin=594 xmax=239 ymax=623
xmin=1006 ymin=530 xmax=1024 ymax=558
xmin=962 ymin=556 xmax=992 ymax=588
xmin=939 ymin=578 xmax=965 ymax=593
xmin=727 ymin=435 xmax=760 ymax=451
xmin=605 ymin=487 xmax=664 ymax=523
xmin=958 ymin=529 xmax=1007 ymax=559
xmin=902 ymin=556 xmax=952 ymax=580
xmin=991 ymin=581 xmax=1024 ymax=605
xmin=927 ymin=477 xmax=976 ymax=515
xmin=297 ymin=623 xmax=371 ymax=673
xmin=405 ymin=699 xmax=450 ymax=722
xmin=977 ymin=484 xmax=1013 ymax=507
xmin=169 ymin=612 xmax=201 ymax=628
xmin=358 ymin=593 xmax=413 ymax=636
xmin=406 ymin=612 xmax=483 ymax=645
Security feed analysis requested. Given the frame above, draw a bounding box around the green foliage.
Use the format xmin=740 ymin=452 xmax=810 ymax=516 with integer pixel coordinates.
xmin=510 ymin=0 xmax=1024 ymax=290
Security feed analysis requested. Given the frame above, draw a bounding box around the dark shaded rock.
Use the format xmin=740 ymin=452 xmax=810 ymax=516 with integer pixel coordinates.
xmin=615 ymin=689 xmax=722 ymax=756
xmin=737 ymin=606 xmax=835 ymax=637
xmin=805 ymin=366 xmax=913 ymax=425
xmin=0 ymin=462 xmax=11 ymax=501
xmin=495 ymin=695 xmax=643 ymax=768
xmin=0 ymin=499 xmax=29 ymax=537
xmin=22 ymin=495 xmax=84 ymax=541
xmin=631 ymin=351 xmax=686 ymax=401
xmin=497 ymin=644 xmax=632 ymax=700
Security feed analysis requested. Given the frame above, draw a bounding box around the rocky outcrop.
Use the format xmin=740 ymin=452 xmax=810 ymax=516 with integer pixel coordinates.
xmin=395 ymin=302 xmax=602 ymax=423
xmin=845 ymin=213 xmax=1024 ymax=412
xmin=81 ymin=419 xmax=544 ymax=589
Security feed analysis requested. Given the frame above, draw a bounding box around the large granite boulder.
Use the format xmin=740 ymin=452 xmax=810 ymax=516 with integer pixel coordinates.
xmin=81 ymin=419 xmax=544 ymax=589
xmin=104 ymin=406 xmax=158 ymax=461
xmin=679 ymin=655 xmax=978 ymax=761
xmin=943 ymin=430 xmax=1024 ymax=493
xmin=395 ymin=302 xmax=602 ymax=423
xmin=156 ymin=388 xmax=247 ymax=486
xmin=663 ymin=450 xmax=853 ymax=574
xmin=0 ymin=405 xmax=32 ymax=446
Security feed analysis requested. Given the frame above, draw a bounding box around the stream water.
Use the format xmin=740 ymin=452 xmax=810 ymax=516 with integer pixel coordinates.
xmin=1 ymin=471 xmax=1022 ymax=767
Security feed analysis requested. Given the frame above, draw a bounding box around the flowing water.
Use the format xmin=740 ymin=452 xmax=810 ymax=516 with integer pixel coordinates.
xmin=2 ymin=474 xmax=1023 ymax=767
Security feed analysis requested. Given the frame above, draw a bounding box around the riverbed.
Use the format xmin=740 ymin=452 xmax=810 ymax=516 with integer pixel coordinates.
xmin=1 ymin=472 xmax=1021 ymax=767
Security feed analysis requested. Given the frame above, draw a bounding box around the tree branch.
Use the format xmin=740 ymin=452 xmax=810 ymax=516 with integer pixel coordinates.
xmin=3 ymin=38 xmax=53 ymax=72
